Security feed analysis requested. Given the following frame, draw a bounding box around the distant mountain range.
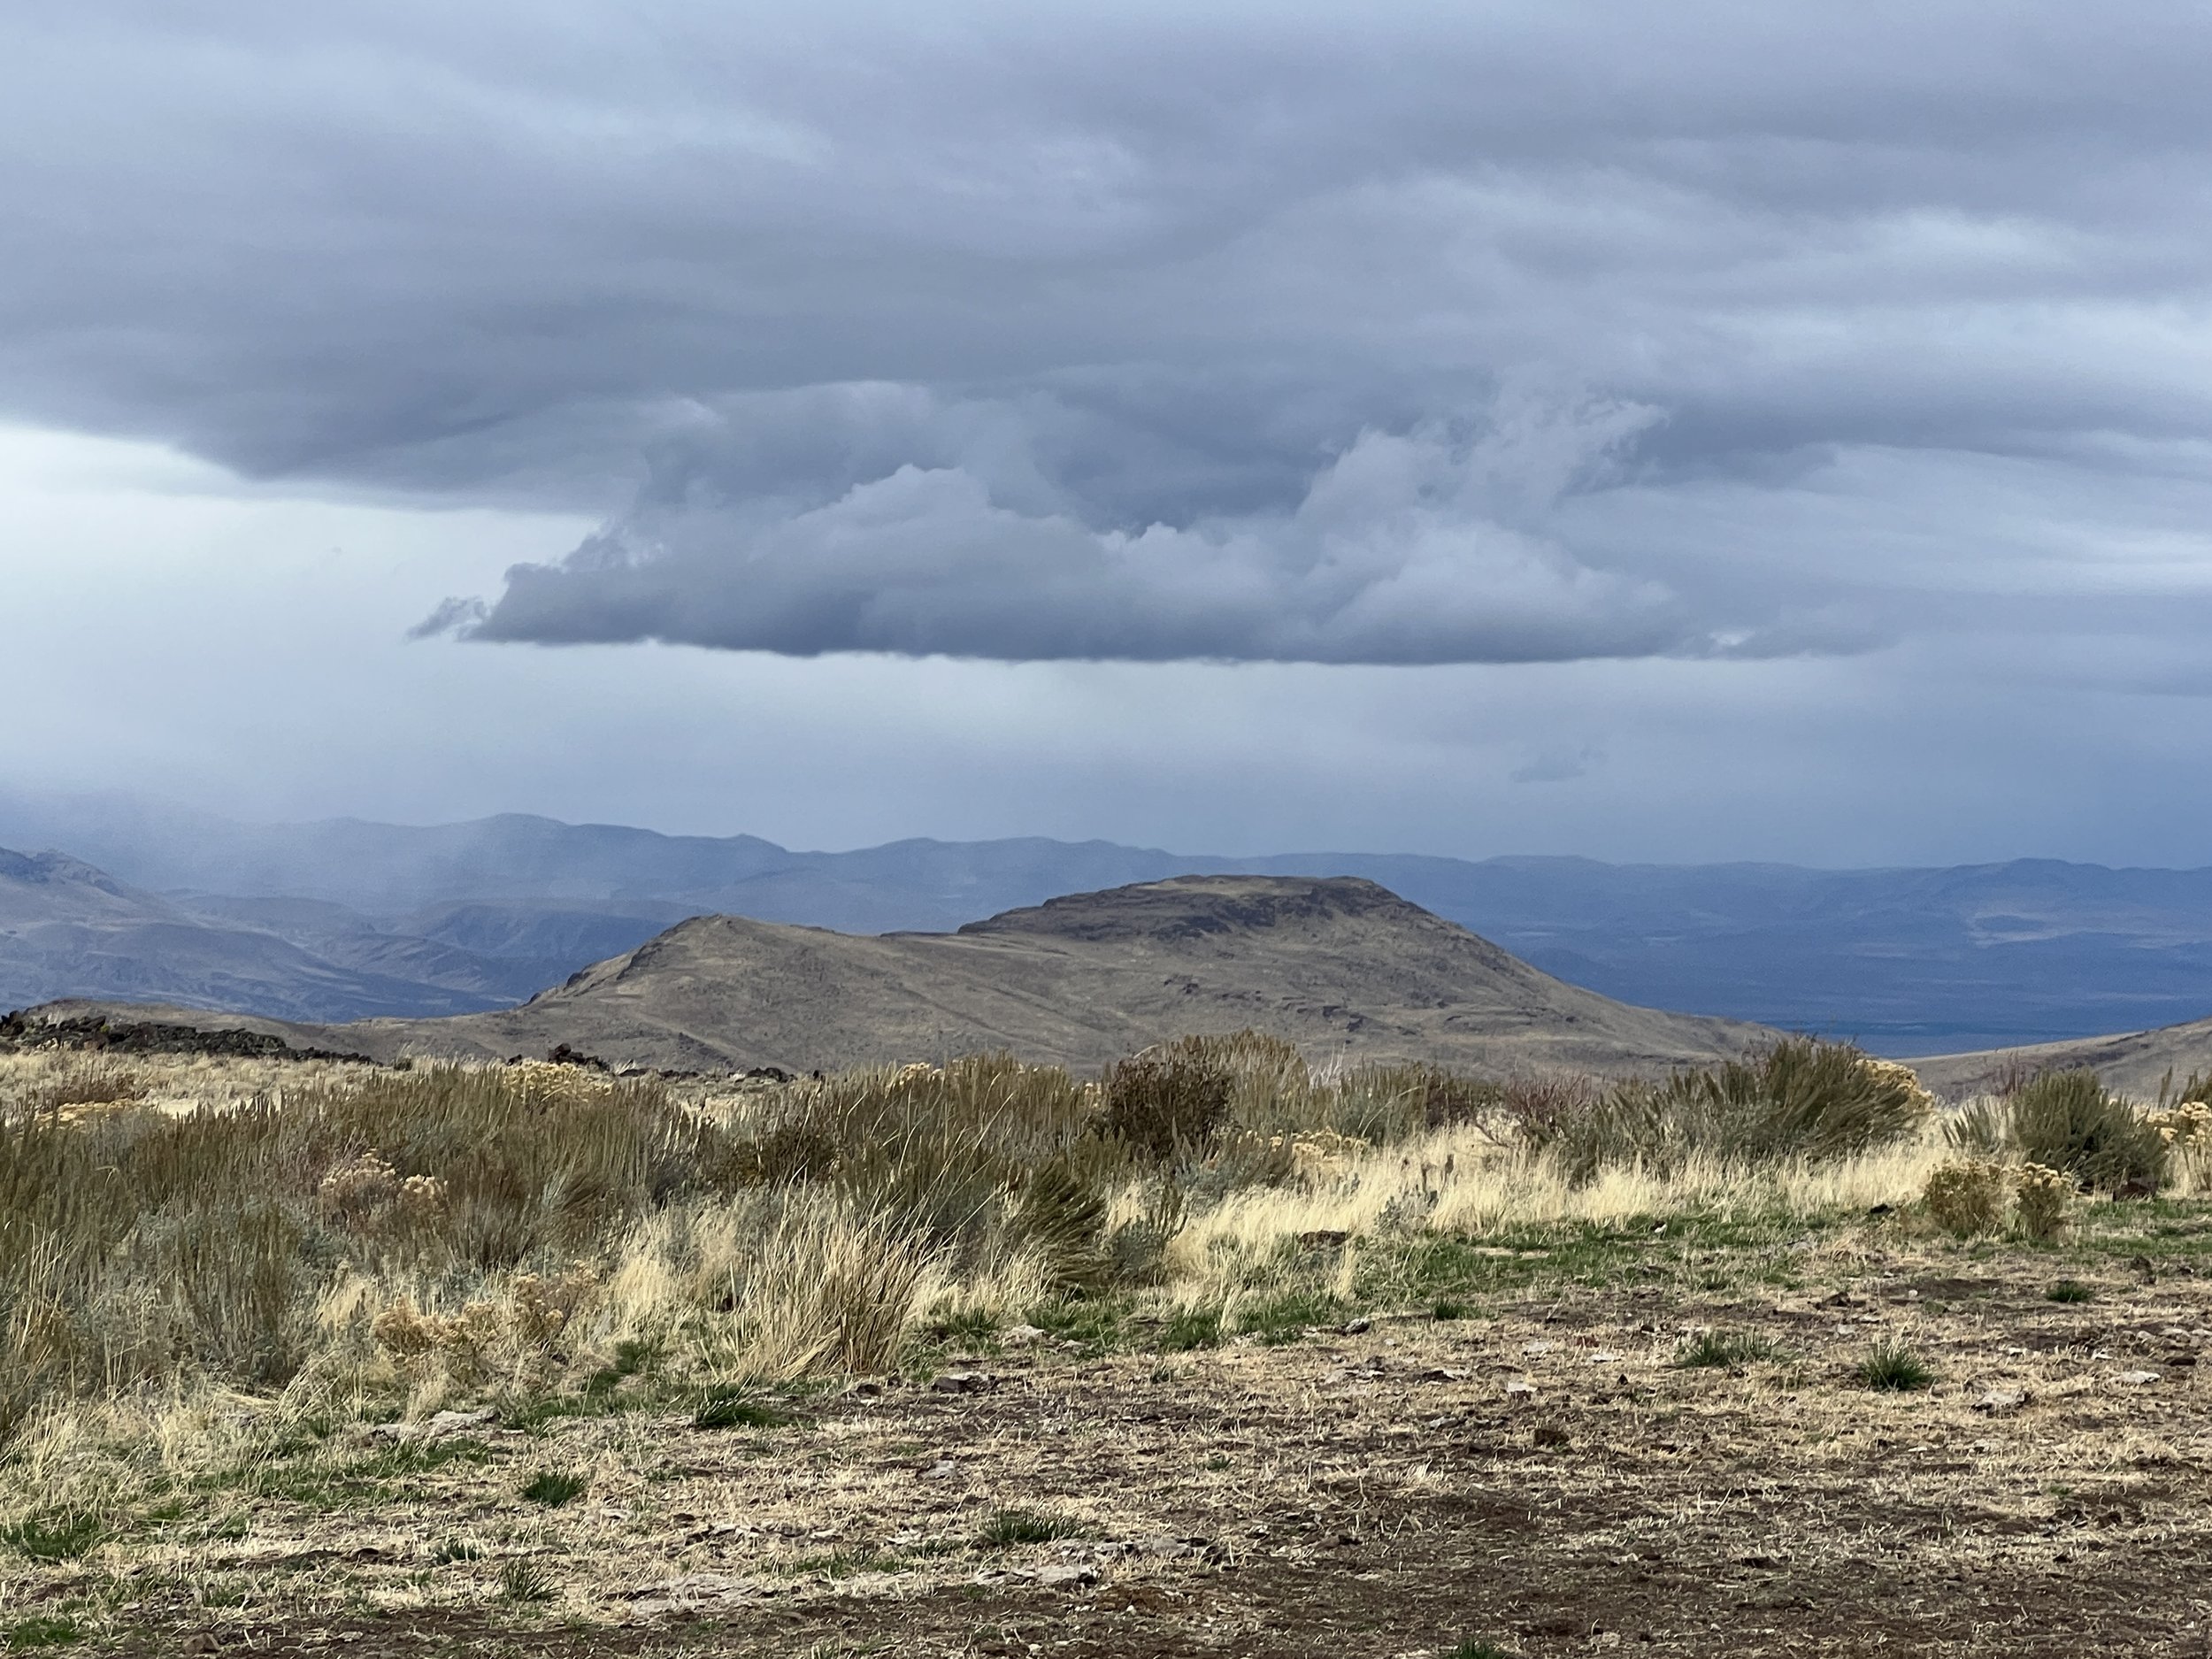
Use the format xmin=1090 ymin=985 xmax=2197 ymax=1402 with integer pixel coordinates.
xmin=0 ymin=844 xmax=687 ymax=1022
xmin=30 ymin=877 xmax=1769 ymax=1077
xmin=5 ymin=788 xmax=2212 ymax=1052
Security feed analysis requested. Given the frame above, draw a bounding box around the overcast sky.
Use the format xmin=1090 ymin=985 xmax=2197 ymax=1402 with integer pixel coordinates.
xmin=6 ymin=2 xmax=2212 ymax=864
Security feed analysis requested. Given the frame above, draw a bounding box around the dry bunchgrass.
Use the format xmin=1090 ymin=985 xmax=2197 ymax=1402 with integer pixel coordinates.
xmin=12 ymin=1031 xmax=2212 ymax=1655
xmin=0 ymin=1036 xmax=1981 ymax=1458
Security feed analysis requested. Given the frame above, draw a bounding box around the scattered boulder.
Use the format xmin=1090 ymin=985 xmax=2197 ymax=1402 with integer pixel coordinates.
xmin=1131 ymin=1532 xmax=1202 ymax=1559
xmin=929 ymin=1371 xmax=994 ymax=1395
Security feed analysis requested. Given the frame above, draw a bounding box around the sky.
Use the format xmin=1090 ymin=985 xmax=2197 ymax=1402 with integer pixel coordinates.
xmin=6 ymin=1 xmax=2212 ymax=864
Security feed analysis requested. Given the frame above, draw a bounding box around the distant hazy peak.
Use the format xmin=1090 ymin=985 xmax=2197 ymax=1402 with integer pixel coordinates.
xmin=0 ymin=847 xmax=127 ymax=895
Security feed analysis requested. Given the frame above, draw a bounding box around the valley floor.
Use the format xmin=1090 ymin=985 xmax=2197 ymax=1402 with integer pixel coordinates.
xmin=17 ymin=1213 xmax=2212 ymax=1657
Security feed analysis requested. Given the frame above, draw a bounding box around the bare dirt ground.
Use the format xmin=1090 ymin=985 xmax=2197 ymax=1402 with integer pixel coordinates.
xmin=20 ymin=1224 xmax=2212 ymax=1658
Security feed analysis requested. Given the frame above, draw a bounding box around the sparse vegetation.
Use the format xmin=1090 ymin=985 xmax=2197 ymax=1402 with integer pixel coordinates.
xmin=5 ymin=1039 xmax=2212 ymax=1652
xmin=2047 ymin=1279 xmax=2096 ymax=1302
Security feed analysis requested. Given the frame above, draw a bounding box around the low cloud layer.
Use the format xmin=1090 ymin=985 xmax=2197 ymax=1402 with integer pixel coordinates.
xmin=423 ymin=398 xmax=1795 ymax=664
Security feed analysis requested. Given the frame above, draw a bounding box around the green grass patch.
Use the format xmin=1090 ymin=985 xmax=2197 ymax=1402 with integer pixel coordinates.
xmin=975 ymin=1508 xmax=1090 ymax=1548
xmin=1023 ymin=1299 xmax=1126 ymax=1352
xmin=693 ymin=1389 xmax=798 ymax=1431
xmin=2 ymin=1514 xmax=104 ymax=1563
xmin=500 ymin=1392 xmax=635 ymax=1432
xmin=926 ymin=1307 xmax=1002 ymax=1345
xmin=1233 ymin=1290 xmax=1345 ymax=1346
xmin=518 ymin=1471 xmax=587 ymax=1508
xmin=1674 ymin=1329 xmax=1783 ymax=1369
xmin=780 ymin=1542 xmax=956 ymax=1578
xmin=210 ymin=1437 xmax=495 ymax=1509
xmin=1360 ymin=1210 xmax=1827 ymax=1311
xmin=584 ymin=1336 xmax=663 ymax=1392
xmin=1855 ymin=1341 xmax=1934 ymax=1392
xmin=498 ymin=1560 xmax=557 ymax=1603
xmin=4 ymin=1615 xmax=86 ymax=1649
xmin=1157 ymin=1307 xmax=1224 ymax=1352
xmin=2047 ymin=1279 xmax=2096 ymax=1303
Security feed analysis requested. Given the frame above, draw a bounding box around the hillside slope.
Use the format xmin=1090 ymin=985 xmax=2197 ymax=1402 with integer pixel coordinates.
xmin=47 ymin=876 xmax=1772 ymax=1075
xmin=1913 ymin=1015 xmax=2212 ymax=1101
xmin=12 ymin=792 xmax=2212 ymax=1048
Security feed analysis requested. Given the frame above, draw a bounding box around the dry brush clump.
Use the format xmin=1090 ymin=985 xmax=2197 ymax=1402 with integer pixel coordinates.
xmin=1947 ymin=1069 xmax=2170 ymax=1194
xmin=1524 ymin=1039 xmax=1935 ymax=1185
xmin=1922 ymin=1157 xmax=2074 ymax=1240
xmin=1924 ymin=1158 xmax=2009 ymax=1237
xmin=0 ymin=1060 xmax=732 ymax=1441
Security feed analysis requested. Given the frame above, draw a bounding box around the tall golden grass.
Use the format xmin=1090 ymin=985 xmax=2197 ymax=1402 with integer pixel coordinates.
xmin=0 ymin=1032 xmax=2053 ymax=1469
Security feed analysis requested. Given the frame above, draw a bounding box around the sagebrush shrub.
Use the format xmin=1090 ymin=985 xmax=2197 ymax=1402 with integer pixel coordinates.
xmin=1924 ymin=1160 xmax=2008 ymax=1237
xmin=1100 ymin=1047 xmax=1233 ymax=1158
xmin=1533 ymin=1040 xmax=1933 ymax=1182
xmin=2014 ymin=1163 xmax=2072 ymax=1241
xmin=1948 ymin=1070 xmax=2168 ymax=1194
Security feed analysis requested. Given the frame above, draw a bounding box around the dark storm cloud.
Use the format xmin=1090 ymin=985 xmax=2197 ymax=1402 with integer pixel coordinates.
xmin=439 ymin=399 xmax=1751 ymax=664
xmin=7 ymin=2 xmax=2212 ymax=661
